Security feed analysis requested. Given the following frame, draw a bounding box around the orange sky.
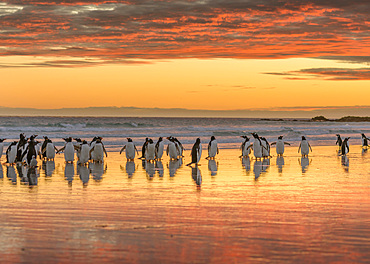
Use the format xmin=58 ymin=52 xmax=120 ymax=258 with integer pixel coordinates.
xmin=0 ymin=1 xmax=369 ymax=113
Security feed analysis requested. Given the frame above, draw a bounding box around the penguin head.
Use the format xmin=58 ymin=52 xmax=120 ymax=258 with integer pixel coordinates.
xmin=96 ymin=138 xmax=102 ymax=143
xmin=82 ymin=140 xmax=88 ymax=144
xmin=74 ymin=138 xmax=82 ymax=142
xmin=43 ymin=136 xmax=49 ymax=140
xmin=278 ymin=136 xmax=283 ymax=140
xmin=0 ymin=138 xmax=6 ymax=142
xmin=361 ymin=133 xmax=366 ymax=138
xmin=196 ymin=138 xmax=201 ymax=144
xmin=148 ymin=139 xmax=153 ymax=144
xmin=302 ymin=136 xmax=306 ymax=140
xmin=251 ymin=133 xmax=259 ymax=139
xmin=30 ymin=134 xmax=38 ymax=140
xmin=158 ymin=137 xmax=163 ymax=141
xmin=63 ymin=137 xmax=72 ymax=142
xmin=211 ymin=136 xmax=216 ymax=141
xmin=127 ymin=138 xmax=133 ymax=142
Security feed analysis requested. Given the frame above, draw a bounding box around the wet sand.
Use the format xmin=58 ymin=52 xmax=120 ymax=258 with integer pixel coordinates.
xmin=0 ymin=146 xmax=369 ymax=263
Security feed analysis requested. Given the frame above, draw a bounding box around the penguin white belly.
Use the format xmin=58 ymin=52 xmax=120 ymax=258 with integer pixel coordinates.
xmin=253 ymin=140 xmax=262 ymax=158
xmin=8 ymin=146 xmax=17 ymax=163
xmin=126 ymin=142 xmax=136 ymax=159
xmin=276 ymin=140 xmax=284 ymax=155
xmin=261 ymin=141 xmax=269 ymax=157
xmin=0 ymin=143 xmax=4 ymax=159
xmin=175 ymin=142 xmax=182 ymax=157
xmin=46 ymin=143 xmax=56 ymax=159
xmin=64 ymin=142 xmax=75 ymax=162
xmin=168 ymin=143 xmax=177 ymax=159
xmin=209 ymin=141 xmax=218 ymax=157
xmin=93 ymin=143 xmax=104 ymax=162
xmin=90 ymin=142 xmax=96 ymax=160
xmin=156 ymin=142 xmax=164 ymax=159
xmin=301 ymin=141 xmax=310 ymax=155
xmin=80 ymin=145 xmax=90 ymax=164
xmin=242 ymin=142 xmax=251 ymax=156
xmin=146 ymin=144 xmax=155 ymax=160
xmin=197 ymin=145 xmax=202 ymax=163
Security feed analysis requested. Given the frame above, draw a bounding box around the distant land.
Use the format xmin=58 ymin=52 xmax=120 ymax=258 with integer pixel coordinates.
xmin=0 ymin=106 xmax=369 ymax=119
xmin=311 ymin=116 xmax=370 ymax=122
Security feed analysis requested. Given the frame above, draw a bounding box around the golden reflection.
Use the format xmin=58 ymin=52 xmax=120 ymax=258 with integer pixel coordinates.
xmin=191 ymin=165 xmax=202 ymax=189
xmin=276 ymin=156 xmax=285 ymax=174
xmin=241 ymin=156 xmax=251 ymax=175
xmin=341 ymin=156 xmax=349 ymax=172
xmin=77 ymin=164 xmax=90 ymax=186
xmin=6 ymin=165 xmax=17 ymax=185
xmin=64 ymin=163 xmax=74 ymax=186
xmin=299 ymin=157 xmax=310 ymax=174
xmin=207 ymin=159 xmax=218 ymax=176
xmin=253 ymin=160 xmax=262 ymax=180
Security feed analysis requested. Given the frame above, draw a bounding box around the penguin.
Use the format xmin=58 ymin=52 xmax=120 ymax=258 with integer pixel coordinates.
xmin=145 ymin=139 xmax=155 ymax=162
xmin=89 ymin=136 xmax=102 ymax=161
xmin=44 ymin=138 xmax=58 ymax=160
xmin=89 ymin=138 xmax=107 ymax=163
xmin=249 ymin=133 xmax=264 ymax=159
xmin=16 ymin=133 xmax=28 ymax=163
xmin=240 ymin=136 xmax=251 ymax=157
xmin=260 ymin=137 xmax=270 ymax=158
xmin=40 ymin=136 xmax=49 ymax=159
xmin=271 ymin=136 xmax=290 ymax=156
xmin=120 ymin=138 xmax=139 ymax=161
xmin=340 ymin=137 xmax=350 ymax=156
xmin=21 ymin=138 xmax=39 ymax=166
xmin=74 ymin=138 xmax=83 ymax=160
xmin=298 ymin=136 xmax=312 ymax=157
xmin=0 ymin=138 xmax=6 ymax=159
xmin=79 ymin=140 xmax=90 ymax=164
xmin=206 ymin=136 xmax=219 ymax=159
xmin=6 ymin=141 xmax=18 ymax=164
xmin=173 ymin=137 xmax=185 ymax=157
xmin=186 ymin=138 xmax=202 ymax=166
xmin=336 ymin=134 xmax=343 ymax=149
xmin=361 ymin=133 xmax=370 ymax=148
xmin=138 ymin=138 xmax=149 ymax=160
xmin=57 ymin=137 xmax=75 ymax=163
xmin=155 ymin=137 xmax=164 ymax=160
xmin=166 ymin=137 xmax=179 ymax=160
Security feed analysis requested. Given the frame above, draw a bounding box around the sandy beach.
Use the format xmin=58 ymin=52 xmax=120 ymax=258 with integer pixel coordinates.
xmin=0 ymin=146 xmax=369 ymax=263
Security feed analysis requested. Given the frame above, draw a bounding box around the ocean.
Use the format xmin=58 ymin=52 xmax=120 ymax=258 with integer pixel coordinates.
xmin=0 ymin=116 xmax=369 ymax=151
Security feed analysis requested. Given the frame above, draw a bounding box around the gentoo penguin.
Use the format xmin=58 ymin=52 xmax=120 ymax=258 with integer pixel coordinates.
xmin=6 ymin=141 xmax=18 ymax=164
xmin=16 ymin=133 xmax=28 ymax=162
xmin=260 ymin=137 xmax=270 ymax=158
xmin=298 ymin=136 xmax=312 ymax=157
xmin=206 ymin=136 xmax=219 ymax=159
xmin=155 ymin=137 xmax=164 ymax=160
xmin=173 ymin=137 xmax=185 ymax=157
xmin=166 ymin=137 xmax=179 ymax=160
xmin=57 ymin=137 xmax=75 ymax=163
xmin=44 ymin=138 xmax=58 ymax=160
xmin=89 ymin=138 xmax=107 ymax=163
xmin=145 ymin=138 xmax=155 ymax=162
xmin=74 ymin=138 xmax=83 ymax=160
xmin=120 ymin=138 xmax=139 ymax=161
xmin=240 ymin=136 xmax=251 ymax=157
xmin=271 ymin=136 xmax=290 ymax=156
xmin=138 ymin=138 xmax=149 ymax=159
xmin=361 ymin=133 xmax=370 ymax=148
xmin=21 ymin=138 xmax=39 ymax=166
xmin=79 ymin=140 xmax=90 ymax=164
xmin=336 ymin=134 xmax=343 ymax=149
xmin=40 ymin=136 xmax=49 ymax=159
xmin=250 ymin=133 xmax=264 ymax=160
xmin=186 ymin=138 xmax=202 ymax=166
xmin=340 ymin=137 xmax=350 ymax=156
xmin=89 ymin=136 xmax=102 ymax=161
xmin=0 ymin=138 xmax=6 ymax=159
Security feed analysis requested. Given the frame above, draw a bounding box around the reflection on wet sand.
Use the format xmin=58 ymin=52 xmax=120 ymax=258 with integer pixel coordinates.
xmin=191 ymin=165 xmax=202 ymax=189
xmin=43 ymin=160 xmax=55 ymax=177
xmin=208 ymin=159 xmax=218 ymax=176
xmin=168 ymin=158 xmax=182 ymax=177
xmin=341 ymin=156 xmax=349 ymax=172
xmin=156 ymin=160 xmax=164 ymax=177
xmin=299 ymin=157 xmax=310 ymax=174
xmin=276 ymin=156 xmax=285 ymax=173
xmin=241 ymin=156 xmax=251 ymax=175
xmin=90 ymin=162 xmax=107 ymax=181
xmin=0 ymin=164 xmax=3 ymax=179
xmin=78 ymin=164 xmax=90 ymax=186
xmin=253 ymin=160 xmax=262 ymax=180
xmin=7 ymin=165 xmax=17 ymax=184
xmin=122 ymin=161 xmax=136 ymax=178
xmin=145 ymin=161 xmax=155 ymax=178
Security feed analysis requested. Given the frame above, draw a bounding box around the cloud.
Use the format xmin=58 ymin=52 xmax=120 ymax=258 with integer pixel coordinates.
xmin=0 ymin=1 xmax=368 ymax=67
xmin=265 ymin=67 xmax=370 ymax=80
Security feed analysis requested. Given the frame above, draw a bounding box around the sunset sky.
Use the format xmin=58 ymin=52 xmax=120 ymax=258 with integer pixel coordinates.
xmin=0 ymin=0 xmax=369 ymax=115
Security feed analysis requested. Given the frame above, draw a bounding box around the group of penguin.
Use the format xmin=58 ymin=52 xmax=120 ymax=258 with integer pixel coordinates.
xmin=1 ymin=134 xmax=108 ymax=167
xmin=0 ymin=132 xmax=369 ymax=169
xmin=336 ymin=133 xmax=370 ymax=155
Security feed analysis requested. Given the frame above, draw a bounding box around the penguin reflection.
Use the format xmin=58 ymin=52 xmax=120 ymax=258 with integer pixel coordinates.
xmin=253 ymin=160 xmax=262 ymax=180
xmin=17 ymin=163 xmax=28 ymax=184
xmin=6 ymin=165 xmax=17 ymax=184
xmin=241 ymin=156 xmax=251 ymax=175
xmin=155 ymin=160 xmax=164 ymax=177
xmin=208 ymin=159 xmax=218 ymax=176
xmin=168 ymin=158 xmax=181 ymax=177
xmin=191 ymin=165 xmax=202 ymax=189
xmin=145 ymin=161 xmax=155 ymax=178
xmin=0 ymin=164 xmax=3 ymax=180
xmin=123 ymin=161 xmax=136 ymax=178
xmin=276 ymin=156 xmax=285 ymax=173
xmin=77 ymin=164 xmax=90 ymax=186
xmin=299 ymin=157 xmax=310 ymax=174
xmin=90 ymin=162 xmax=107 ymax=181
xmin=64 ymin=163 xmax=74 ymax=186
xmin=27 ymin=167 xmax=38 ymax=186
xmin=262 ymin=158 xmax=270 ymax=173
xmin=341 ymin=156 xmax=349 ymax=172
xmin=42 ymin=160 xmax=55 ymax=177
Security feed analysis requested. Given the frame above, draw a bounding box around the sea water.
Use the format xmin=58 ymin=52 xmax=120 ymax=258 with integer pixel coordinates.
xmin=0 ymin=116 xmax=369 ymax=151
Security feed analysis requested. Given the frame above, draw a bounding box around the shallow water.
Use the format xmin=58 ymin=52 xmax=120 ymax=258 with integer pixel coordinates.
xmin=0 ymin=146 xmax=369 ymax=263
